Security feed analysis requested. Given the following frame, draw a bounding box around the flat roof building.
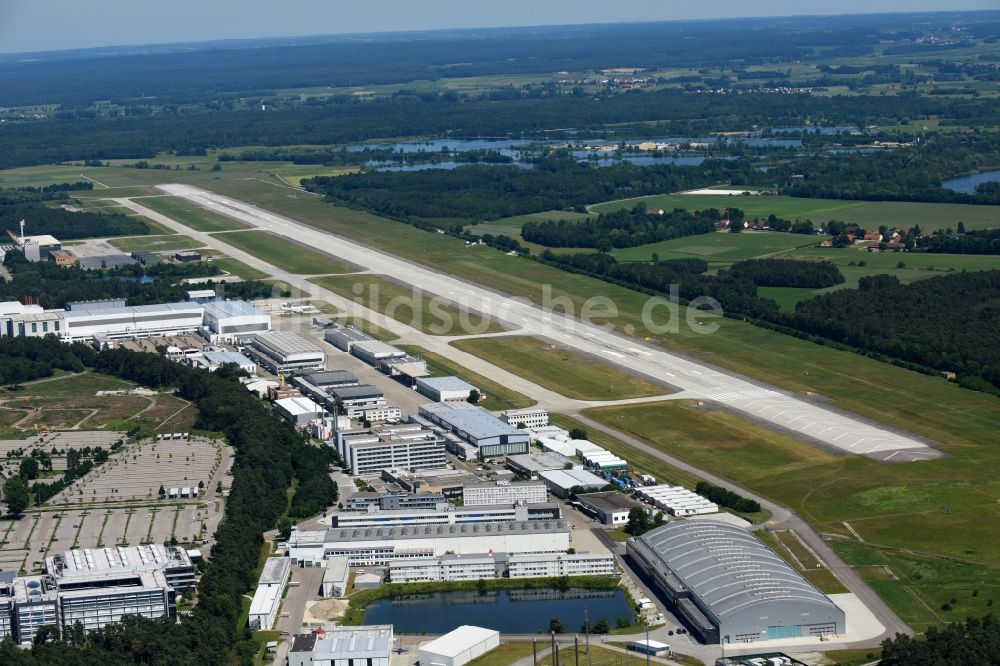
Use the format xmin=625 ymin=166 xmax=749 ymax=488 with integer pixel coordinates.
xmin=508 ymin=552 xmax=618 ymax=579
xmin=246 ymin=330 xmax=325 ymax=374
xmin=462 ymin=481 xmax=547 ymax=507
xmin=627 ymin=520 xmax=845 ymax=644
xmin=635 ymin=485 xmax=718 ymax=516
xmin=324 ymin=325 xmax=376 ymax=352
xmin=344 ymin=491 xmax=446 ymax=512
xmin=275 ymin=396 xmax=326 ymax=426
xmin=419 ymin=403 xmax=529 ymax=458
xmin=505 ymin=451 xmax=575 ymax=479
xmin=193 ymin=350 xmax=257 ymax=375
xmin=289 ymin=625 xmax=393 ymax=666
xmin=46 ymin=544 xmax=195 ymax=591
xmin=61 ymin=302 xmax=204 ymax=343
xmin=389 ymin=554 xmax=497 ymax=584
xmin=351 ymin=340 xmax=407 ymax=366
xmin=332 ymin=502 xmax=560 ymax=529
xmin=321 ymin=556 xmax=350 ymax=597
xmin=418 ymin=626 xmax=500 ymax=666
xmin=336 ymin=423 xmax=446 ymax=475
xmin=416 ymin=376 xmax=477 ymax=403
xmin=539 ymin=468 xmax=608 ymax=498
xmin=202 ymin=300 xmax=271 ymax=342
xmin=500 ymin=408 xmax=549 ymax=429
xmin=577 ymin=491 xmax=646 ymax=526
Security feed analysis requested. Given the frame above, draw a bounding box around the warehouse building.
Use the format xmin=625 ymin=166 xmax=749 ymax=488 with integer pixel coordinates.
xmin=329 ymin=384 xmax=387 ymax=415
xmin=289 ymin=625 xmax=393 ymax=666
xmin=508 ymin=552 xmax=618 ymax=578
xmin=292 ymin=370 xmax=359 ymax=403
xmin=627 ymin=520 xmax=845 ymax=644
xmin=246 ymin=330 xmax=325 ymax=374
xmin=321 ymin=557 xmax=350 ymax=597
xmin=248 ymin=558 xmax=291 ymax=630
xmin=505 ymin=451 xmax=575 ymax=480
xmin=335 ymin=423 xmax=446 ymax=475
xmin=287 ymin=520 xmax=571 ymax=566
xmin=389 ymin=554 xmax=497 ymax=583
xmin=201 ymin=300 xmax=271 ymax=343
xmin=351 ymin=339 xmax=407 ymax=366
xmin=415 ymin=376 xmax=477 ymax=402
xmin=324 ymin=325 xmax=376 ymax=352
xmin=344 ymin=491 xmax=446 ymax=512
xmin=462 ymin=481 xmax=547 ymax=506
xmin=539 ymin=468 xmax=608 ymax=498
xmin=419 ymin=403 xmax=529 ymax=457
xmin=274 ymin=396 xmax=326 ymax=426
xmin=332 ymin=502 xmax=560 ymax=529
xmin=635 ymin=485 xmax=718 ymax=516
xmin=380 ymin=354 xmax=430 ymax=382
xmin=499 ymin=407 xmax=549 ymax=429
xmin=418 ymin=625 xmax=500 ymax=666
xmin=61 ymin=302 xmax=205 ymax=342
xmin=191 ymin=350 xmax=257 ymax=375
xmin=577 ymin=491 xmax=646 ymax=526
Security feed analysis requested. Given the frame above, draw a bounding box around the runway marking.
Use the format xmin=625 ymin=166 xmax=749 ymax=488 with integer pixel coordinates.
xmin=601 ymin=350 xmax=626 ymax=359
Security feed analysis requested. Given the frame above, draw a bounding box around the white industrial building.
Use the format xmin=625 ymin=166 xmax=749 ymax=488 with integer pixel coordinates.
xmin=576 ymin=491 xmax=646 ymax=526
xmin=499 ymin=407 xmax=549 ymax=429
xmin=508 ymin=552 xmax=618 ymax=578
xmin=201 ymin=300 xmax=271 ymax=343
xmin=635 ymin=485 xmax=718 ymax=516
xmin=248 ymin=557 xmax=291 ymax=630
xmin=288 ymin=520 xmax=571 ymax=566
xmin=389 ymin=554 xmax=497 ymax=583
xmin=332 ymin=502 xmax=560 ymax=529
xmin=526 ymin=425 xmax=628 ymax=470
xmin=539 ymin=468 xmax=608 ymax=498
xmin=415 ymin=376 xmax=477 ymax=402
xmin=246 ymin=330 xmax=325 ymax=374
xmin=505 ymin=451 xmax=576 ymax=479
xmin=351 ymin=339 xmax=407 ymax=366
xmin=335 ymin=423 xmax=446 ymax=475
xmin=418 ymin=625 xmax=500 ymax=666
xmin=324 ymin=325 xmax=376 ymax=352
xmin=61 ymin=302 xmax=205 ymax=343
xmin=275 ymin=396 xmax=326 ymax=426
xmin=19 ymin=234 xmax=62 ymax=262
xmin=190 ymin=350 xmax=257 ymax=375
xmin=462 ymin=481 xmax=547 ymax=506
xmin=289 ymin=625 xmax=393 ymax=666
xmin=418 ymin=403 xmax=529 ymax=458
xmin=321 ymin=557 xmax=350 ymax=597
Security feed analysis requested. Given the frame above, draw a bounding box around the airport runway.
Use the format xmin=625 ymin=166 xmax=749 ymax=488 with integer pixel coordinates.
xmin=157 ymin=183 xmax=938 ymax=462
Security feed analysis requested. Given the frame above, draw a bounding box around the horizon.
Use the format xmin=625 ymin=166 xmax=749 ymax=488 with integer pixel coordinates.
xmin=1 ymin=1 xmax=998 ymax=56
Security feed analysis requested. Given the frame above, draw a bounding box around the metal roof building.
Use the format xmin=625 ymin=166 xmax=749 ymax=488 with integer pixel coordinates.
xmin=415 ymin=376 xmax=476 ymax=402
xmin=290 ymin=625 xmax=393 ymax=666
xmin=538 ymin=468 xmax=607 ymax=498
xmin=246 ymin=330 xmax=325 ymax=373
xmin=417 ymin=625 xmax=500 ymax=666
xmin=418 ymin=403 xmax=529 ymax=457
xmin=627 ymin=520 xmax=845 ymax=645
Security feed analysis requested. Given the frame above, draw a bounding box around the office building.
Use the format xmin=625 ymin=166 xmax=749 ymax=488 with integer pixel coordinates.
xmin=389 ymin=554 xmax=497 ymax=583
xmin=381 ymin=468 xmax=480 ymax=497
xmin=336 ymin=423 xmax=446 ymax=475
xmin=499 ymin=408 xmax=549 ymax=429
xmin=538 ymin=468 xmax=608 ymax=498
xmin=577 ymin=491 xmax=646 ymax=526
xmin=415 ymin=376 xmax=477 ymax=403
xmin=627 ymin=521 xmax=845 ymax=644
xmin=289 ymin=625 xmax=393 ymax=666
xmin=332 ymin=502 xmax=560 ymax=529
xmin=634 ymin=485 xmax=718 ymax=516
xmin=246 ymin=330 xmax=325 ymax=374
xmin=417 ymin=626 xmax=500 ymax=666
xmin=462 ymin=481 xmax=547 ymax=506
xmin=507 ymin=552 xmax=618 ymax=578
xmin=344 ymin=491 xmax=446 ymax=512
xmin=287 ymin=520 xmax=571 ymax=566
xmin=321 ymin=557 xmax=350 ymax=597
xmin=47 ymin=545 xmax=196 ymax=591
xmin=418 ymin=403 xmax=529 ymax=457
xmin=201 ymin=300 xmax=271 ymax=343
xmin=329 ymin=385 xmax=387 ymax=416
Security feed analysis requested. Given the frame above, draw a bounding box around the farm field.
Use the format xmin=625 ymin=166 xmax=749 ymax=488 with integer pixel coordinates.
xmin=212 ymin=230 xmax=358 ymax=275
xmin=582 ymin=400 xmax=1000 ymax=632
xmin=108 ymin=234 xmax=203 ymax=254
xmin=311 ymin=274 xmax=508 ymax=335
xmin=451 ymin=336 xmax=672 ymax=401
xmin=137 ymin=195 xmax=247 ymax=232
xmin=398 ymin=344 xmax=535 ymax=412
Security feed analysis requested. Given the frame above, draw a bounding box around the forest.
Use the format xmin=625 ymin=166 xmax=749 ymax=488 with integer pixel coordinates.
xmin=724 ymin=258 xmax=845 ymax=288
xmin=0 ymin=337 xmax=338 ymax=663
xmin=917 ymin=228 xmax=1000 ymax=254
xmin=0 ymin=203 xmax=150 ymax=240
xmin=521 ymin=205 xmax=722 ymax=249
xmin=879 ymin=614 xmax=1000 ymax=666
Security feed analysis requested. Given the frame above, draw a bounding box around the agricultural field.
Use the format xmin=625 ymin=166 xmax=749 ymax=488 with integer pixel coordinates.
xmin=582 ymin=400 xmax=1000 ymax=632
xmin=451 ymin=336 xmax=672 ymax=401
xmin=214 ymin=230 xmax=358 ymax=275
xmin=311 ymin=273 xmax=508 ymax=335
xmin=398 ymin=344 xmax=535 ymax=412
xmin=137 ymin=195 xmax=247 ymax=232
xmin=108 ymin=234 xmax=203 ymax=254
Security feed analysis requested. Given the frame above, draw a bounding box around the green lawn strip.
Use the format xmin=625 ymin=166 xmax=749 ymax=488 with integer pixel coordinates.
xmin=468 ymin=642 xmax=535 ymax=666
xmin=137 ymin=195 xmax=248 ymax=232
xmin=119 ymin=509 xmax=134 ymax=546
xmin=95 ymin=511 xmax=111 ymax=548
xmin=821 ymin=648 xmax=883 ymax=666
xmin=70 ymin=512 xmax=87 ymax=549
xmin=109 ymin=234 xmax=204 ymax=254
xmin=452 ymin=336 xmax=671 ymax=401
xmin=207 ymin=255 xmax=269 ymax=281
xmin=755 ymin=529 xmax=848 ymax=595
xmin=397 ymin=344 xmax=535 ymax=411
xmin=213 ymin=229 xmax=357 ymax=274
xmin=312 ymin=274 xmax=508 ymax=335
xmin=142 ymin=509 xmax=158 ymax=544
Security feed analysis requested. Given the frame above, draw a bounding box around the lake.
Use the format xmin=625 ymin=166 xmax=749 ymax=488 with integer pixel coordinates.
xmin=362 ymin=587 xmax=634 ymax=634
xmin=941 ymin=169 xmax=1000 ymax=195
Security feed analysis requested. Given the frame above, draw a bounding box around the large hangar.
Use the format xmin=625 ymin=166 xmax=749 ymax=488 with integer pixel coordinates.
xmin=627 ymin=520 xmax=845 ymax=645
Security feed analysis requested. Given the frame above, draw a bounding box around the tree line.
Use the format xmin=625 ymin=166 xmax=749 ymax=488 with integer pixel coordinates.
xmin=0 ymin=337 xmax=338 ymax=662
xmin=725 ymin=258 xmax=845 ymax=288
xmin=0 ymin=203 xmax=151 ymax=240
xmin=694 ymin=481 xmax=762 ymax=514
xmin=918 ymin=228 xmax=1000 ymax=255
xmin=522 ymin=205 xmax=722 ymax=249
xmin=879 ymin=614 xmax=1000 ymax=666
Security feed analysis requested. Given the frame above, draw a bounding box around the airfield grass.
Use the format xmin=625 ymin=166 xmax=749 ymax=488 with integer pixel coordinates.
xmin=272 ymin=165 xmax=359 ymax=187
xmin=398 ymin=344 xmax=535 ymax=412
xmin=311 ymin=274 xmax=507 ymax=335
xmin=755 ymin=530 xmax=848 ymax=595
xmin=582 ymin=400 xmax=1000 ymax=631
xmin=821 ymin=648 xmax=882 ymax=666
xmin=137 ymin=195 xmax=247 ymax=232
xmin=108 ymin=234 xmax=203 ymax=254
xmin=468 ymin=642 xmax=535 ymax=666
xmin=212 ymin=230 xmax=356 ymax=275
xmin=451 ymin=336 xmax=670 ymax=401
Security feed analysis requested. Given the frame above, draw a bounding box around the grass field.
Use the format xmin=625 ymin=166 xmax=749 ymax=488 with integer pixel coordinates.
xmin=137 ymin=195 xmax=247 ymax=232
xmin=582 ymin=400 xmax=1000 ymax=632
xmin=468 ymin=642 xmax=535 ymax=666
xmin=311 ymin=274 xmax=508 ymax=335
xmin=212 ymin=230 xmax=357 ymax=274
xmin=451 ymin=336 xmax=671 ymax=401
xmin=272 ymin=165 xmax=359 ymax=187
xmin=398 ymin=344 xmax=535 ymax=411
xmin=209 ymin=256 xmax=270 ymax=281
xmin=755 ymin=529 xmax=848 ymax=595
xmin=107 ymin=234 xmax=203 ymax=253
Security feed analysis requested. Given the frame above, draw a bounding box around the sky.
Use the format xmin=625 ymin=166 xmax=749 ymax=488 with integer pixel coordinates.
xmin=0 ymin=0 xmax=997 ymax=54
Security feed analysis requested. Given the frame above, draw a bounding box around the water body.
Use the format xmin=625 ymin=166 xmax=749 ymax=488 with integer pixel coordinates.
xmin=363 ymin=587 xmax=634 ymax=634
xmin=941 ymin=169 xmax=1000 ymax=195
xmin=368 ymin=160 xmax=533 ymax=172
